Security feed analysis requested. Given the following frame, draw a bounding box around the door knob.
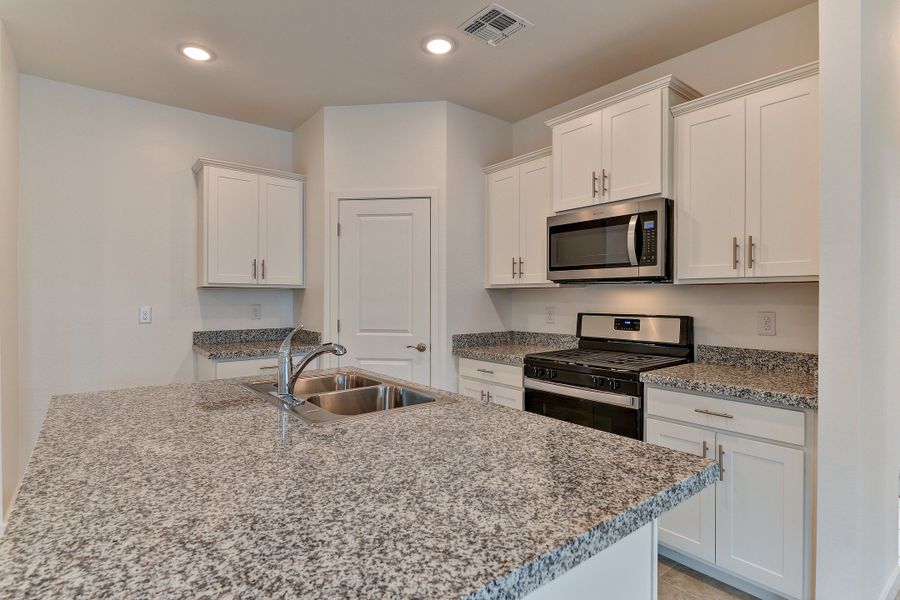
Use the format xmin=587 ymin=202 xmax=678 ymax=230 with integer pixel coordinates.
xmin=406 ymin=343 xmax=427 ymax=352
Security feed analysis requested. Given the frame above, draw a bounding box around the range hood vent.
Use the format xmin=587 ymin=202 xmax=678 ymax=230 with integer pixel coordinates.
xmin=458 ymin=3 xmax=532 ymax=46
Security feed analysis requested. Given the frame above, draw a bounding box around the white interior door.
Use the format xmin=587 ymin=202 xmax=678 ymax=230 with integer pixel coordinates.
xmin=338 ymin=198 xmax=431 ymax=384
xmin=745 ymin=75 xmax=819 ymax=278
xmin=601 ymin=88 xmax=663 ymax=202
xmin=646 ymin=419 xmax=716 ymax=563
xmin=518 ymin=156 xmax=552 ymax=284
xmin=259 ymin=175 xmax=304 ymax=286
xmin=207 ymin=167 xmax=259 ymax=285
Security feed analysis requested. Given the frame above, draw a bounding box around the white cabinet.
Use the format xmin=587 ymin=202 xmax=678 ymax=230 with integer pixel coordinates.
xmin=547 ymin=77 xmax=699 ymax=213
xmin=194 ymin=158 xmax=305 ymax=288
xmin=674 ymin=63 xmax=819 ymax=283
xmin=457 ymin=358 xmax=524 ymax=410
xmin=646 ymin=386 xmax=810 ymax=599
xmin=195 ymin=353 xmax=318 ymax=381
xmin=484 ymin=149 xmax=554 ymax=287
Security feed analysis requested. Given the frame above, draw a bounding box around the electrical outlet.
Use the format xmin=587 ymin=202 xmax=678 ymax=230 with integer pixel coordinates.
xmin=139 ymin=306 xmax=152 ymax=324
xmin=545 ymin=306 xmax=555 ymax=324
xmin=758 ymin=311 xmax=776 ymax=336
xmin=250 ymin=304 xmax=262 ymax=320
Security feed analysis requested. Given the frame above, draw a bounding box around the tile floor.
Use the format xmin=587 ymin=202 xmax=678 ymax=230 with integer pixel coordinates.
xmin=658 ymin=556 xmax=758 ymax=599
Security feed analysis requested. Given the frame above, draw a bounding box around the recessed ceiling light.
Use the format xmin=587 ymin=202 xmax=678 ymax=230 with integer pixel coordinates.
xmin=423 ymin=36 xmax=455 ymax=55
xmin=177 ymin=43 xmax=216 ymax=62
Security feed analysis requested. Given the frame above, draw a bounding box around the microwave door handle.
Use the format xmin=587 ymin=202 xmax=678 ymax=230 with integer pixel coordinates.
xmin=626 ymin=215 xmax=639 ymax=266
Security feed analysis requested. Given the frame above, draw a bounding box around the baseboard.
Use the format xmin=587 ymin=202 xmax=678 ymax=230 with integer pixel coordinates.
xmin=659 ymin=545 xmax=790 ymax=600
xmin=878 ymin=564 xmax=900 ymax=600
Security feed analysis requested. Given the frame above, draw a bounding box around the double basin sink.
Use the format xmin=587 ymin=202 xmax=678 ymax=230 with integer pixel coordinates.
xmin=243 ymin=372 xmax=440 ymax=425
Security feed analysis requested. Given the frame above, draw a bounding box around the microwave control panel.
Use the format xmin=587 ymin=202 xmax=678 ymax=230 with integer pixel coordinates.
xmin=639 ymin=212 xmax=658 ymax=266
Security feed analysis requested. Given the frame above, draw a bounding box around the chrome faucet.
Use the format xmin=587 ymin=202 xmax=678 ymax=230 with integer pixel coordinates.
xmin=276 ymin=325 xmax=347 ymax=399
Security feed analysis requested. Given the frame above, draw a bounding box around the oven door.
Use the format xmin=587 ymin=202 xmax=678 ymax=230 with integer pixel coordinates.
xmin=523 ymin=378 xmax=642 ymax=440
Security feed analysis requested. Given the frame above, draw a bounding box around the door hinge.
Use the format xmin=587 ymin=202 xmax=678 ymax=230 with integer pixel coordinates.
xmin=336 ymin=319 xmax=340 ymax=333
xmin=337 ymin=222 xmax=341 ymax=236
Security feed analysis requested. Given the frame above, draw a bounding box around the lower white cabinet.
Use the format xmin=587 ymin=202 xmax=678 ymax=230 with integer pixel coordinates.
xmin=646 ymin=388 xmax=809 ymax=600
xmin=196 ymin=353 xmax=316 ymax=381
xmin=457 ymin=358 xmax=523 ymax=410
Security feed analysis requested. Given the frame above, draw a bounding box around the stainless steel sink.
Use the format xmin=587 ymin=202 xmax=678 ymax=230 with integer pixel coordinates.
xmin=243 ymin=371 xmax=442 ymax=425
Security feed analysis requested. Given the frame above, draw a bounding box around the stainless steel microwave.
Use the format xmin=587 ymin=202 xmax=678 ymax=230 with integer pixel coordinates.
xmin=547 ymin=196 xmax=672 ymax=283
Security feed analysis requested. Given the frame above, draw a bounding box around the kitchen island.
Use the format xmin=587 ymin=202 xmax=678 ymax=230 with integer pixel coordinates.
xmin=0 ymin=369 xmax=716 ymax=599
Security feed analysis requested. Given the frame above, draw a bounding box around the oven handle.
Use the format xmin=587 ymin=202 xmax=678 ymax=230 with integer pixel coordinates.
xmin=627 ymin=215 xmax=640 ymax=266
xmin=524 ymin=377 xmax=641 ymax=410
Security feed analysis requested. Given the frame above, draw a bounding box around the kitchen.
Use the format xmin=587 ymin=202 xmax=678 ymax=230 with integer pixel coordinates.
xmin=0 ymin=1 xmax=895 ymax=599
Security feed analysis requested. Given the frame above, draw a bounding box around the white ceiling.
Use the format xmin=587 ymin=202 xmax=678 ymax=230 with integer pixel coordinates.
xmin=0 ymin=0 xmax=814 ymax=130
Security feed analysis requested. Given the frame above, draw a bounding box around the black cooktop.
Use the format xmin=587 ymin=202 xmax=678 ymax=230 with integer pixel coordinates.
xmin=526 ymin=347 xmax=687 ymax=373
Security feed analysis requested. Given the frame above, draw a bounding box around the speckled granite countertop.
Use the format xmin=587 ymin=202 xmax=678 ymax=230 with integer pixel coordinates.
xmin=641 ymin=345 xmax=818 ymax=410
xmin=452 ymin=331 xmax=578 ymax=366
xmin=0 ymin=369 xmax=716 ymax=599
xmin=193 ymin=327 xmax=321 ymax=360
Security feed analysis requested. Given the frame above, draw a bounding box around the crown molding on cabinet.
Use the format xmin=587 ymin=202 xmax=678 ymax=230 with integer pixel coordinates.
xmin=671 ymin=61 xmax=819 ymax=117
xmin=192 ymin=157 xmax=307 ymax=182
xmin=482 ymin=146 xmax=552 ymax=174
xmin=544 ymin=75 xmax=702 ymax=128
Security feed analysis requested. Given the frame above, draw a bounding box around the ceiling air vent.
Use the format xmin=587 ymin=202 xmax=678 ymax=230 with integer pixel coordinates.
xmin=458 ymin=3 xmax=532 ymax=47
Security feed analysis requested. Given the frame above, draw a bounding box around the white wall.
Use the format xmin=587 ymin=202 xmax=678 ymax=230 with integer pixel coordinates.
xmin=0 ymin=20 xmax=20 ymax=524
xmin=513 ymin=3 xmax=819 ymax=154
xmin=292 ymin=108 xmax=325 ymax=333
xmin=18 ymin=76 xmax=294 ymax=472
xmin=816 ymin=0 xmax=900 ymax=598
xmin=500 ymin=2 xmax=820 ymax=353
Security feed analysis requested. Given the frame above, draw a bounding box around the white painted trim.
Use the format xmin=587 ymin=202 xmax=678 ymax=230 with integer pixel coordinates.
xmin=192 ymin=157 xmax=307 ymax=181
xmin=878 ymin=565 xmax=900 ymax=600
xmin=545 ymin=75 xmax=702 ymax=127
xmin=324 ymin=188 xmax=446 ymax=388
xmin=671 ymin=62 xmax=819 ymax=117
xmin=482 ymin=146 xmax=551 ymax=174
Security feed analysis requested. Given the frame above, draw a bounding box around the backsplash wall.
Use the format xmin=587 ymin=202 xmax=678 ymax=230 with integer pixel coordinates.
xmin=507 ymin=282 xmax=818 ymax=354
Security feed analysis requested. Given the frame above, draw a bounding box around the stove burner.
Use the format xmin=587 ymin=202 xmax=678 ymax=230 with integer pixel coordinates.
xmin=529 ymin=348 xmax=684 ymax=371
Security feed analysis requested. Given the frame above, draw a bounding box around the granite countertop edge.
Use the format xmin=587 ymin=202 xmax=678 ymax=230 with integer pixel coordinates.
xmin=453 ymin=347 xmax=532 ymax=366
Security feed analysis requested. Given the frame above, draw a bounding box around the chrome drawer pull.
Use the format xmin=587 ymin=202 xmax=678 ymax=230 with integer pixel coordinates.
xmin=259 ymin=366 xmax=278 ymax=371
xmin=694 ymin=408 xmax=734 ymax=419
xmin=701 ymin=440 xmax=708 ymax=458
xmin=718 ymin=444 xmax=726 ymax=481
xmin=476 ymin=368 xmax=495 ymax=374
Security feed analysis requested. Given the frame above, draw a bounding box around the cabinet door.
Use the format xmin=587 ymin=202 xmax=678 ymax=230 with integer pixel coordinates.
xmin=486 ymin=383 xmax=523 ymax=410
xmin=207 ymin=167 xmax=260 ymax=285
xmin=552 ymin=111 xmax=603 ymax=212
xmin=518 ymin=156 xmax=552 ymax=284
xmin=259 ymin=175 xmax=304 ymax=286
xmin=646 ymin=419 xmax=716 ymax=563
xmin=745 ymin=76 xmax=819 ymax=278
xmin=486 ymin=167 xmax=521 ymax=285
xmin=715 ymin=434 xmax=804 ymax=599
xmin=601 ymin=88 xmax=663 ymax=202
xmin=458 ymin=376 xmax=485 ymax=401
xmin=675 ymin=98 xmax=747 ymax=280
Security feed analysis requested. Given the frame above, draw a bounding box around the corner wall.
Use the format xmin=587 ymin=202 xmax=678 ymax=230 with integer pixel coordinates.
xmin=292 ymin=108 xmax=325 ymax=333
xmin=0 ymin=20 xmax=20 ymax=524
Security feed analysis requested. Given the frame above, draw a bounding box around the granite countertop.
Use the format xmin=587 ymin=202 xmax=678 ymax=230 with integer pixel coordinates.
xmin=193 ymin=327 xmax=322 ymax=360
xmin=452 ymin=331 xmax=578 ymax=366
xmin=0 ymin=369 xmax=716 ymax=599
xmin=640 ymin=345 xmax=818 ymax=410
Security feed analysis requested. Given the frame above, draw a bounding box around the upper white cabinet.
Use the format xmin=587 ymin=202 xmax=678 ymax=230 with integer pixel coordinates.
xmin=546 ymin=76 xmax=700 ymax=213
xmin=484 ymin=148 xmax=555 ymax=287
xmin=194 ymin=158 xmax=305 ymax=288
xmin=674 ymin=63 xmax=819 ymax=283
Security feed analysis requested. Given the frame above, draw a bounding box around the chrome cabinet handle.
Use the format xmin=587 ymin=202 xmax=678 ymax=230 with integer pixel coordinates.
xmin=480 ymin=390 xmax=486 ymax=401
xmin=601 ymin=168 xmax=609 ymax=195
xmin=261 ymin=259 xmax=266 ymax=280
xmin=512 ymin=257 xmax=517 ymax=279
xmin=718 ymin=444 xmax=725 ymax=481
xmin=592 ymin=171 xmax=598 ymax=198
xmin=701 ymin=440 xmax=708 ymax=458
xmin=259 ymin=365 xmax=278 ymax=371
xmin=406 ymin=343 xmax=427 ymax=352
xmin=518 ymin=257 xmax=523 ymax=278
xmin=476 ymin=368 xmax=494 ymax=374
xmin=252 ymin=258 xmax=258 ymax=279
xmin=747 ymin=235 xmax=755 ymax=268
xmin=487 ymin=391 xmax=493 ymax=403
xmin=732 ymin=237 xmax=739 ymax=270
xmin=694 ymin=408 xmax=734 ymax=419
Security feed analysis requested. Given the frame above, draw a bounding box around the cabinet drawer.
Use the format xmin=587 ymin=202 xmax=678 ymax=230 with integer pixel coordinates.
xmin=458 ymin=358 xmax=523 ymax=389
xmin=646 ymin=387 xmax=805 ymax=445
xmin=214 ymin=353 xmax=313 ymax=379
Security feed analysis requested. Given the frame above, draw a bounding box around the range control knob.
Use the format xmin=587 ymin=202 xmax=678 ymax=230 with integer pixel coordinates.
xmin=592 ymin=376 xmax=606 ymax=388
xmin=610 ymin=379 xmax=621 ymax=391
xmin=547 ymin=369 xmax=558 ymax=380
xmin=534 ymin=367 xmax=546 ymax=378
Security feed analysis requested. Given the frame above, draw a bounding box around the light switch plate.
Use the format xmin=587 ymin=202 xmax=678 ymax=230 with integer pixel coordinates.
xmin=139 ymin=306 xmax=152 ymax=324
xmin=545 ymin=306 xmax=555 ymax=324
xmin=758 ymin=311 xmax=776 ymax=336
xmin=250 ymin=304 xmax=262 ymax=320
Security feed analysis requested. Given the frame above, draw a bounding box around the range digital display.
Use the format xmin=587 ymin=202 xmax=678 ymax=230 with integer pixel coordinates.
xmin=614 ymin=318 xmax=641 ymax=332
xmin=644 ymin=221 xmax=655 ymax=229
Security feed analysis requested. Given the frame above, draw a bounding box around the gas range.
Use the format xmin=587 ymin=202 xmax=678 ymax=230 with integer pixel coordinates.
xmin=523 ymin=313 xmax=693 ymax=439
